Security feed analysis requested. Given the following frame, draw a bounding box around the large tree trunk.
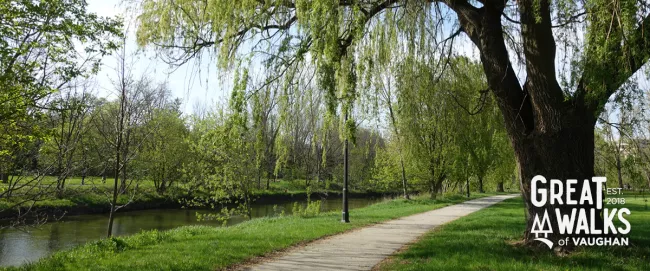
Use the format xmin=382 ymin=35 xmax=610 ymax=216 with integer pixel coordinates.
xmin=429 ymin=176 xmax=444 ymax=199
xmin=496 ymin=181 xmax=504 ymax=192
xmin=515 ymin=117 xmax=602 ymax=246
xmin=131 ymin=0 xmax=648 ymax=250
xmin=478 ymin=176 xmax=485 ymax=193
xmin=448 ymin=0 xmax=622 ymax=247
xmin=0 ymin=171 xmax=8 ymax=183
xmin=429 ymin=182 xmax=436 ymax=199
xmin=399 ymin=158 xmax=409 ymax=199
xmin=159 ymin=181 xmax=166 ymax=194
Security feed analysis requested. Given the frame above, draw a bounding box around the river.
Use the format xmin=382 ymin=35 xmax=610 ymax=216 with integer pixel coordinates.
xmin=0 ymin=197 xmax=384 ymax=267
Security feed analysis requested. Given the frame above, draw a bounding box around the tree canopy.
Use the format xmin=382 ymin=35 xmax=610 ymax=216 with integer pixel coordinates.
xmin=136 ymin=0 xmax=650 ymax=245
xmin=0 ymin=0 xmax=121 ymax=175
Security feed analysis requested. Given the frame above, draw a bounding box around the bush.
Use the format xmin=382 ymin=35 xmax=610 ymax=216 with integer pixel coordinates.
xmin=291 ymin=200 xmax=321 ymax=218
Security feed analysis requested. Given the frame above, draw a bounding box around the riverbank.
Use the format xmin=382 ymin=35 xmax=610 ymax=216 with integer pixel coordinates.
xmin=0 ymin=179 xmax=402 ymax=221
xmin=0 ymin=197 xmax=385 ymax=267
xmin=5 ymin=193 xmax=499 ymax=270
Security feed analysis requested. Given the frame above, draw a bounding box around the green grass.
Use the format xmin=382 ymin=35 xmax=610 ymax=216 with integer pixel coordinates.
xmin=0 ymin=186 xmax=169 ymax=210
xmin=1 ymin=176 xmax=157 ymax=189
xmin=1 ymin=176 xmax=389 ymax=212
xmin=378 ymin=193 xmax=650 ymax=271
xmin=4 ymin=193 xmax=499 ymax=271
xmin=0 ymin=176 xmax=161 ymax=208
xmin=2 ymin=176 xmax=367 ymax=193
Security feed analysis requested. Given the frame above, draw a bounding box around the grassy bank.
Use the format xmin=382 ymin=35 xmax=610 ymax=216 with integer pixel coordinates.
xmin=0 ymin=177 xmax=172 ymax=214
xmin=377 ymin=194 xmax=650 ymax=271
xmin=0 ymin=186 xmax=177 ymax=219
xmin=1 ymin=177 xmax=397 ymax=219
xmin=5 ymin=193 xmax=499 ymax=271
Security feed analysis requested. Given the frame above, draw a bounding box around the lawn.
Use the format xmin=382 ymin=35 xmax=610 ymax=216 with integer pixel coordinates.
xmin=4 ymin=193 xmax=500 ymax=271
xmin=1 ymin=175 xmax=157 ymax=189
xmin=0 ymin=178 xmax=169 ymax=213
xmin=377 ymin=193 xmax=650 ymax=271
xmin=2 ymin=176 xmax=362 ymax=193
xmin=0 ymin=176 xmax=388 ymax=213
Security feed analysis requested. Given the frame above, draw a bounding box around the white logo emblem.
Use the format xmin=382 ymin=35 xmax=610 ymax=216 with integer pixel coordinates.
xmin=531 ymin=209 xmax=554 ymax=249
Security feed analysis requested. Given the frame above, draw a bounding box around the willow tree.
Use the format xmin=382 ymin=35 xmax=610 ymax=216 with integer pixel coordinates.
xmin=137 ymin=0 xmax=650 ymax=245
xmin=397 ymin=57 xmax=458 ymax=198
xmin=443 ymin=57 xmax=500 ymax=194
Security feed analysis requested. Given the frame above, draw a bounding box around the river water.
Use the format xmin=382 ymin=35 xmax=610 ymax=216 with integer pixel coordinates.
xmin=0 ymin=197 xmax=384 ymax=267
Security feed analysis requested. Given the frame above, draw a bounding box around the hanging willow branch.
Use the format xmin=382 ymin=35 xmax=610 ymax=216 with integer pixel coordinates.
xmin=447 ymin=88 xmax=490 ymax=115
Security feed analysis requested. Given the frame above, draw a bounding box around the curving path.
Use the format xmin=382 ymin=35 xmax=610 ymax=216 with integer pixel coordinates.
xmin=241 ymin=194 xmax=518 ymax=271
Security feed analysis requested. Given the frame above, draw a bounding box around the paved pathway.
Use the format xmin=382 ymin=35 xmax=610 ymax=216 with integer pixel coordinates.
xmin=241 ymin=194 xmax=518 ymax=271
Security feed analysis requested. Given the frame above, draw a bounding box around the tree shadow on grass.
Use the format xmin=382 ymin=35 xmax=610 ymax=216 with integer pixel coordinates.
xmin=386 ymin=198 xmax=650 ymax=271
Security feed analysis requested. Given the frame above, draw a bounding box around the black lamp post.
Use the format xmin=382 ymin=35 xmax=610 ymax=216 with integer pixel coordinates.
xmin=342 ymin=110 xmax=350 ymax=223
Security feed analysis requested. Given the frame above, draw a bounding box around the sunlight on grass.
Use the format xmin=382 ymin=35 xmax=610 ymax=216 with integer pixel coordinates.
xmin=5 ymin=193 xmax=496 ymax=271
xmin=378 ymin=194 xmax=650 ymax=271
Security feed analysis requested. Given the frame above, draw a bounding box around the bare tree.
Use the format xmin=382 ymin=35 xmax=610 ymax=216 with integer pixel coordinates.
xmin=42 ymin=82 xmax=96 ymax=194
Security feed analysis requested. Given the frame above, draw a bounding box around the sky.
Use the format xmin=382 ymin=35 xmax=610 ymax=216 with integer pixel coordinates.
xmin=84 ymin=0 xmax=484 ymax=117
xmin=84 ymin=0 xmax=648 ymax=121
xmin=86 ymin=0 xmax=228 ymax=115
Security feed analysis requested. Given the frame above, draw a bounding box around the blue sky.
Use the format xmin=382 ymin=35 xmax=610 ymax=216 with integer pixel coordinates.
xmin=86 ymin=0 xmax=229 ymax=115
xmin=84 ymin=0 xmax=484 ymax=116
xmin=84 ymin=0 xmax=648 ymax=122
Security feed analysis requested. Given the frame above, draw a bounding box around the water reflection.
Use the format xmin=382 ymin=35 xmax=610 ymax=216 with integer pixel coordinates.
xmin=0 ymin=197 xmax=382 ymax=267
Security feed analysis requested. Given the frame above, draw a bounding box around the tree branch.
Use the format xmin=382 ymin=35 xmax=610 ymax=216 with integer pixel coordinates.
xmin=577 ymin=14 xmax=650 ymax=115
xmin=518 ymin=0 xmax=565 ymax=133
